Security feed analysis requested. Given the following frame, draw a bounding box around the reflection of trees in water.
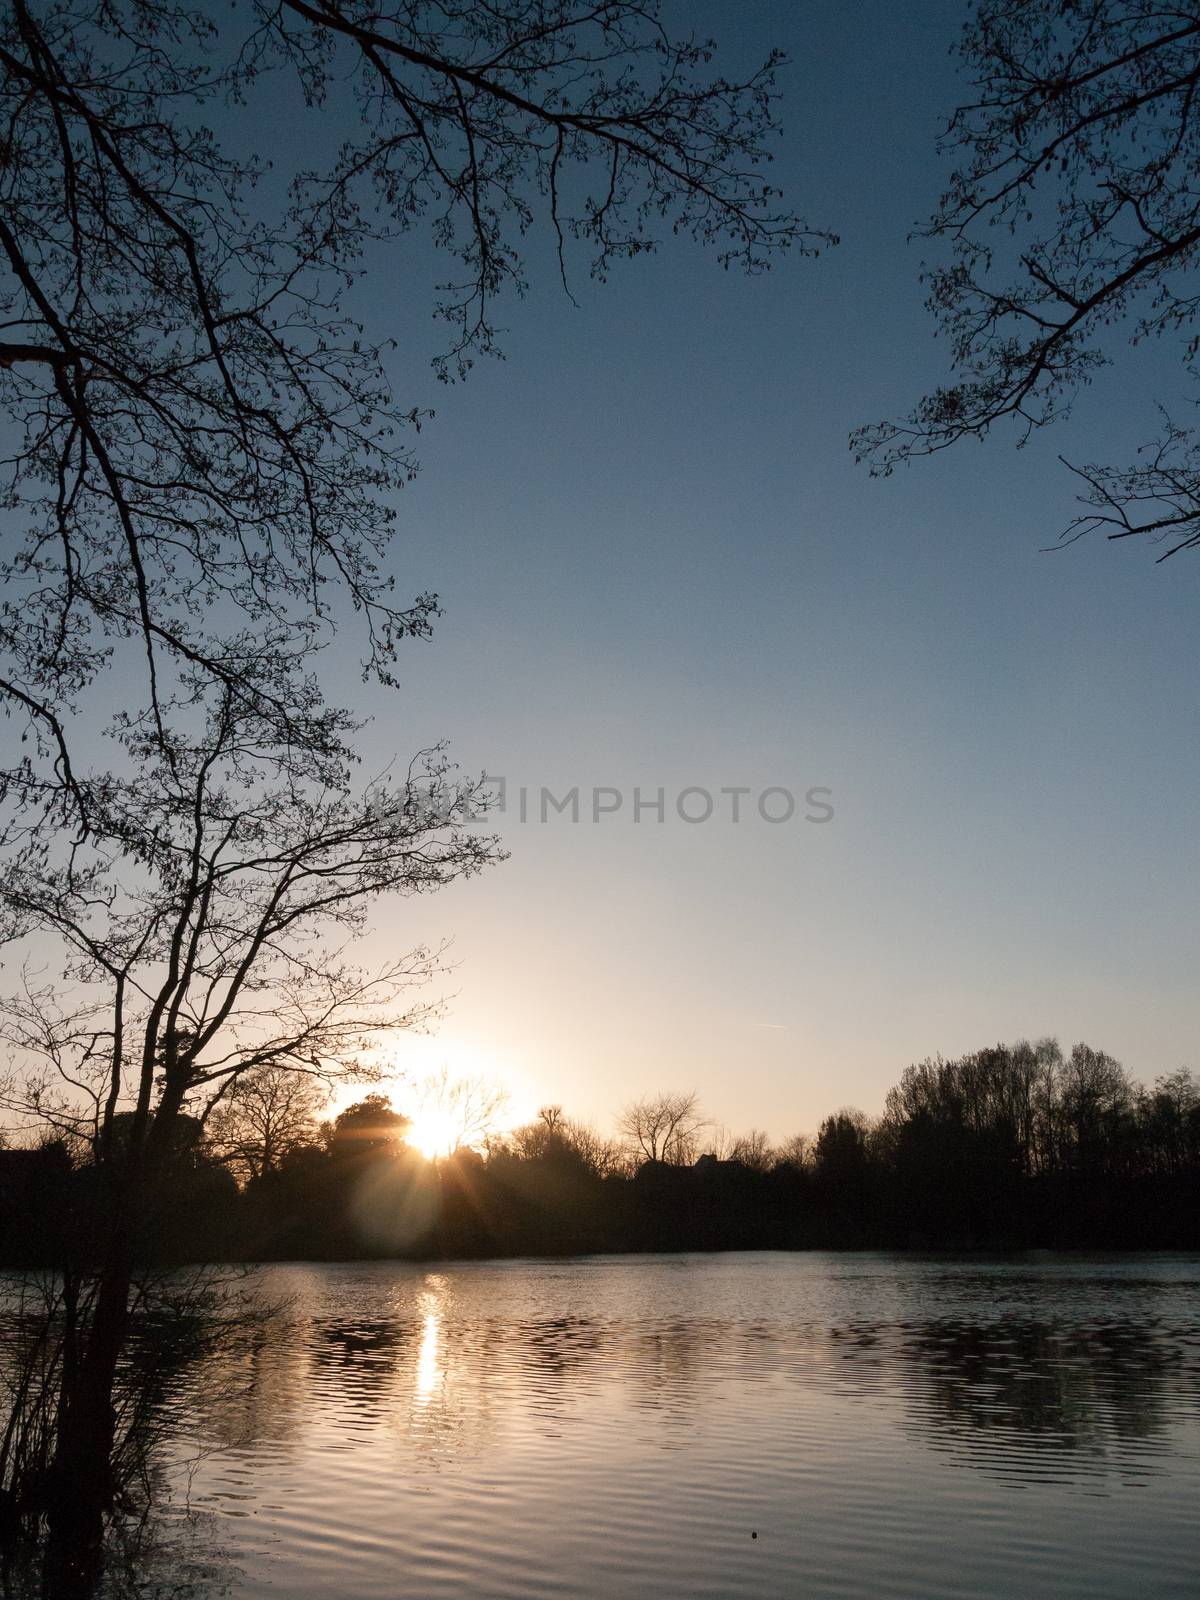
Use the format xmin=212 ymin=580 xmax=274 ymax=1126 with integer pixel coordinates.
xmin=318 ymin=1318 xmax=409 ymax=1372
xmin=175 ymin=1277 xmax=508 ymax=1470
xmin=0 ymin=1509 xmax=237 ymax=1600
xmin=146 ymin=1269 xmax=1200 ymax=1510
xmin=0 ymin=1278 xmax=255 ymax=1599
xmin=313 ymin=1316 xmax=411 ymax=1430
xmin=624 ymin=1319 xmax=714 ymax=1442
xmin=172 ymin=1317 xmax=315 ymax=1454
xmin=507 ymin=1312 xmax=804 ymax=1447
xmin=514 ymin=1315 xmax=605 ymax=1397
xmin=481 ymin=1311 xmax=783 ymax=1440
xmin=878 ymin=1317 xmax=1200 ymax=1487
xmin=12 ymin=1258 xmax=1200 ymax=1600
xmin=174 ymin=1293 xmax=809 ymax=1470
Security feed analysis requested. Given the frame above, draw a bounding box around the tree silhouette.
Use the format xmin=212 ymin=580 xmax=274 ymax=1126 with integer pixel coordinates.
xmin=0 ymin=0 xmax=826 ymax=833
xmin=0 ymin=5 xmax=823 ymax=1583
xmin=413 ymin=1066 xmax=509 ymax=1154
xmin=0 ymin=686 xmax=498 ymax=1584
xmin=618 ymin=1090 xmax=706 ymax=1166
xmin=327 ymin=1094 xmax=412 ymax=1155
xmin=853 ymin=1 xmax=1200 ymax=560
xmin=207 ymin=1065 xmax=326 ymax=1183
xmin=728 ymin=1128 xmax=775 ymax=1173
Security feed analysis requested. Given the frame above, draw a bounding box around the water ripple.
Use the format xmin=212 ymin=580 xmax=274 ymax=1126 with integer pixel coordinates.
xmin=117 ymin=1253 xmax=1200 ymax=1596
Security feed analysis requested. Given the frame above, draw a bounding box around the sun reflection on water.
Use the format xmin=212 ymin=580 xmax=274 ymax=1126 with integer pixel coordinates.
xmin=414 ymin=1279 xmax=446 ymax=1403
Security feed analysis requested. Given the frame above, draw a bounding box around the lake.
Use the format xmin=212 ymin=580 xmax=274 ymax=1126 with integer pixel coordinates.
xmin=95 ymin=1253 xmax=1200 ymax=1595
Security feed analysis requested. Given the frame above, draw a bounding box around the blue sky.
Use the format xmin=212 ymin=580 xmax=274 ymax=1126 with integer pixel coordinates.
xmin=311 ymin=0 xmax=1199 ymax=1137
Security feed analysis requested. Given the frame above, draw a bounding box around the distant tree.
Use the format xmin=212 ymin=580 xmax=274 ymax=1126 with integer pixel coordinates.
xmin=504 ymin=1105 xmax=624 ymax=1177
xmin=704 ymin=1126 xmax=736 ymax=1160
xmin=326 ymin=1094 xmax=411 ymax=1156
xmin=1137 ymin=1069 xmax=1200 ymax=1177
xmin=854 ymin=0 xmax=1200 ymax=560
xmin=813 ymin=1108 xmax=872 ymax=1184
xmin=415 ymin=1066 xmax=509 ymax=1154
xmin=882 ymin=1042 xmax=1049 ymax=1179
xmin=728 ymin=1129 xmax=776 ymax=1173
xmin=617 ymin=1090 xmax=706 ymax=1166
xmin=208 ymin=1067 xmax=326 ymax=1183
xmin=774 ymin=1132 xmax=812 ymax=1172
xmin=507 ymin=1106 xmax=564 ymax=1162
xmin=1058 ymin=1043 xmax=1132 ymax=1175
xmin=561 ymin=1118 xmax=629 ymax=1180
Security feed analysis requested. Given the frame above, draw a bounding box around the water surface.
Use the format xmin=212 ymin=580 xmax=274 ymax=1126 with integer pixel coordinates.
xmin=149 ymin=1252 xmax=1200 ymax=1597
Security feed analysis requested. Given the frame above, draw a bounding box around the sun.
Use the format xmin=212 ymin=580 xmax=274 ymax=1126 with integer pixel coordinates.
xmin=406 ymin=1106 xmax=465 ymax=1161
xmin=330 ymin=1036 xmax=539 ymax=1159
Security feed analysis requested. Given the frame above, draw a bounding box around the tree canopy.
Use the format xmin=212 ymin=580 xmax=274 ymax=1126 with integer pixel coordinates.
xmin=854 ymin=0 xmax=1200 ymax=560
xmin=0 ymin=0 xmax=825 ymax=834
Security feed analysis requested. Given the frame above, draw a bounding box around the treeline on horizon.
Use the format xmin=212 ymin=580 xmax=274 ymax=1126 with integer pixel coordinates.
xmin=2 ymin=1038 xmax=1198 ymax=1268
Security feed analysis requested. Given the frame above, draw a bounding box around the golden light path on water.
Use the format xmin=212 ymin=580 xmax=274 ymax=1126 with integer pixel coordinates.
xmin=414 ymin=1283 xmax=446 ymax=1404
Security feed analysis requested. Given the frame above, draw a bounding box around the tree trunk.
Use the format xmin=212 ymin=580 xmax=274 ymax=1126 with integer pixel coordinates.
xmin=42 ymin=1232 xmax=133 ymax=1597
xmin=43 ymin=1085 xmax=184 ymax=1591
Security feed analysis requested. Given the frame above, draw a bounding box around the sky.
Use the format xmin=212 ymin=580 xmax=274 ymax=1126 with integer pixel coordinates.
xmin=280 ymin=1 xmax=1200 ymax=1139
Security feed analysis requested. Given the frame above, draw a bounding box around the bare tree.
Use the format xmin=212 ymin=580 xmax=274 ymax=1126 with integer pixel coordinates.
xmin=507 ymin=1104 xmax=566 ymax=1159
xmin=812 ymin=1108 xmax=872 ymax=1184
xmin=704 ymin=1125 xmax=737 ymax=1161
xmin=1058 ymin=1043 xmax=1132 ymax=1174
xmin=207 ymin=1065 xmax=326 ymax=1183
xmin=505 ymin=1105 xmax=624 ymax=1176
xmin=0 ymin=687 xmax=499 ymax=1573
xmin=1139 ymin=1068 xmax=1199 ymax=1178
xmin=0 ymin=3 xmax=822 ymax=1576
xmin=617 ymin=1090 xmax=705 ymax=1166
xmin=728 ymin=1128 xmax=775 ymax=1173
xmin=560 ymin=1117 xmax=627 ymax=1179
xmin=538 ymin=1104 xmax=565 ymax=1137
xmin=0 ymin=699 xmax=497 ymax=1154
xmin=0 ymin=0 xmax=826 ymax=833
xmin=853 ymin=1 xmax=1200 ymax=560
xmin=414 ymin=1064 xmax=509 ymax=1154
xmin=774 ymin=1132 xmax=811 ymax=1172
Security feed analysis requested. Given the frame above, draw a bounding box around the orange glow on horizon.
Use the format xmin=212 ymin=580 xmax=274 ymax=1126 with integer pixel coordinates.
xmin=406 ymin=1106 xmax=466 ymax=1161
xmin=327 ymin=1037 xmax=539 ymax=1156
